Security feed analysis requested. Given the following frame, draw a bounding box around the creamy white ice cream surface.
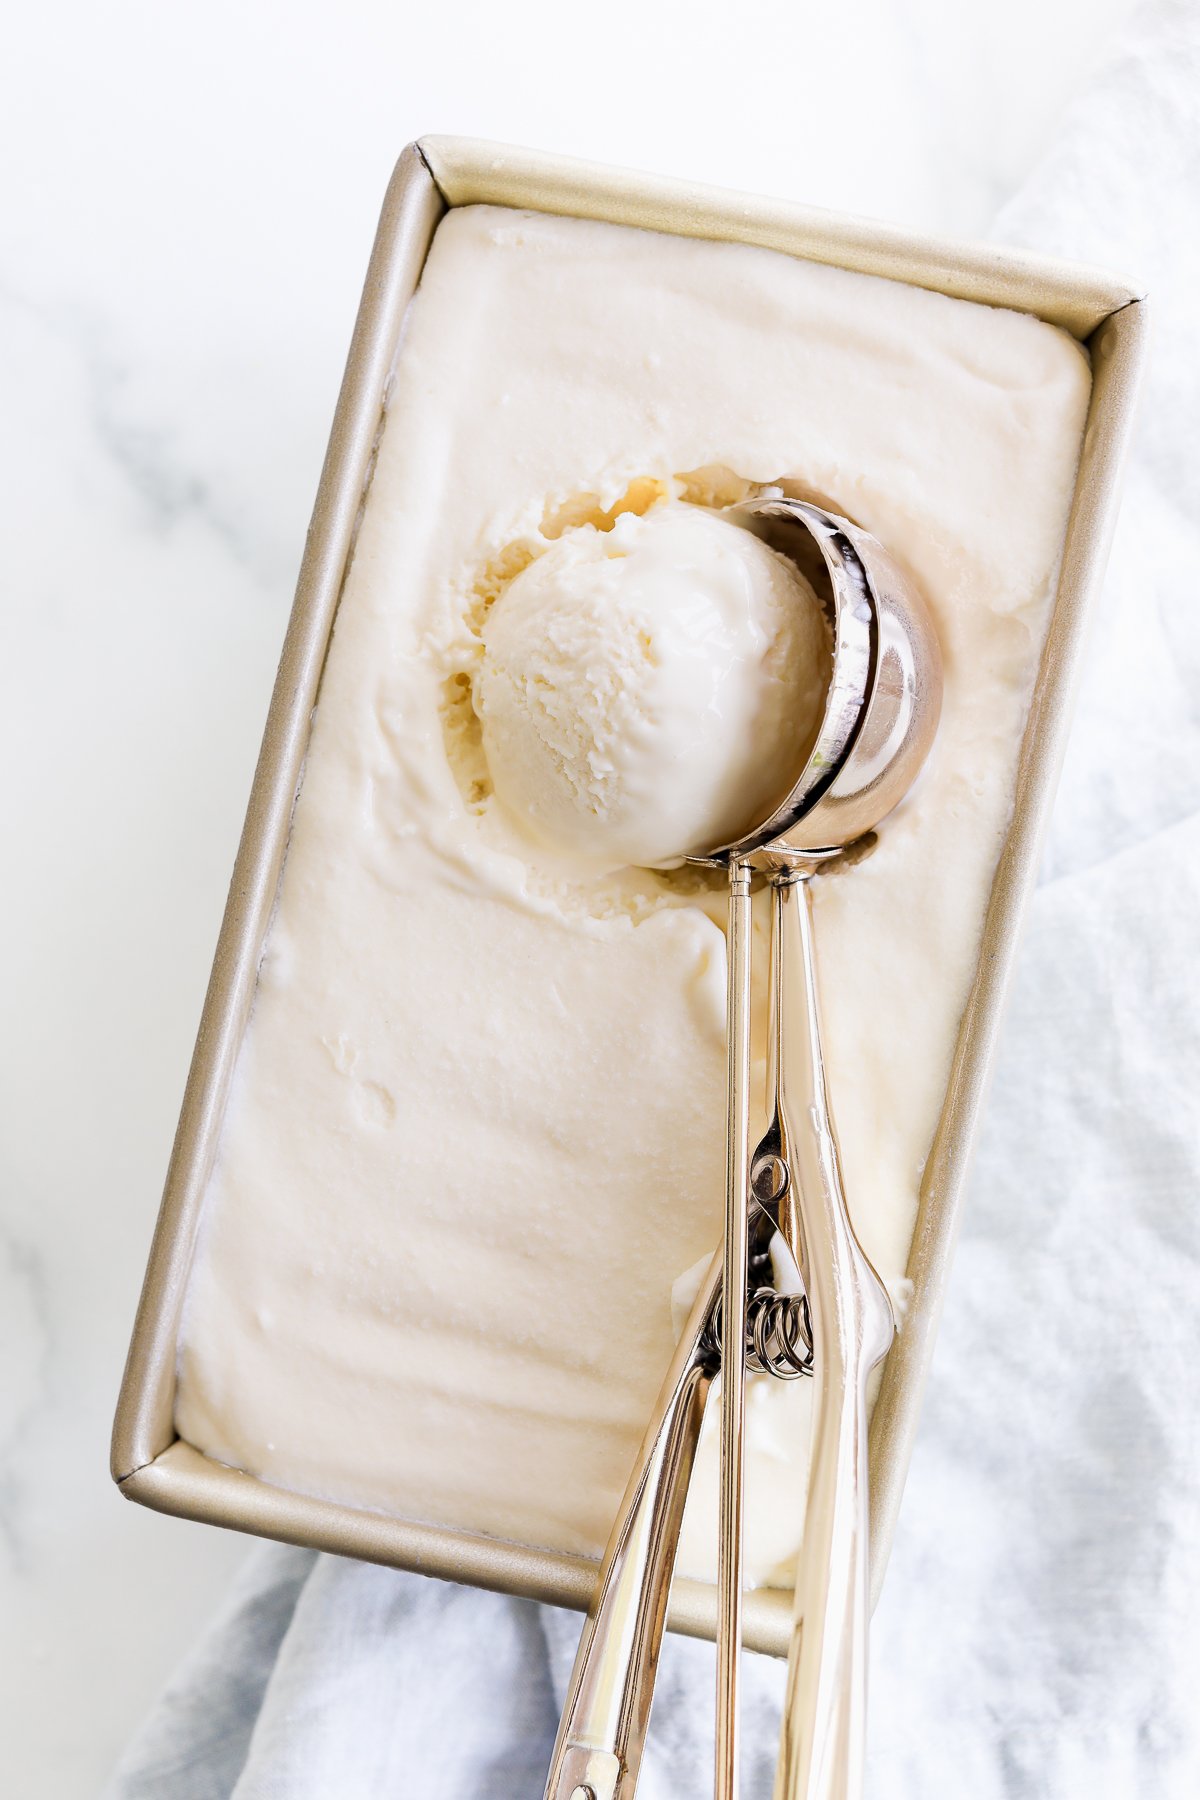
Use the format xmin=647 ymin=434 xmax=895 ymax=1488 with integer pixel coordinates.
xmin=174 ymin=204 xmax=1091 ymax=1588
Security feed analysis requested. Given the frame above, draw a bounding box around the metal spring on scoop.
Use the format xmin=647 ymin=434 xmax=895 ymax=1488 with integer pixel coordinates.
xmin=706 ymin=1288 xmax=814 ymax=1380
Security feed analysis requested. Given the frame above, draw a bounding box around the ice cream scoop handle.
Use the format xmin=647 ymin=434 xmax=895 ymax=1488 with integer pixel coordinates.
xmin=543 ymin=1254 xmax=720 ymax=1800
xmin=774 ymin=1339 xmax=877 ymax=1800
xmin=766 ymin=873 xmax=896 ymax=1800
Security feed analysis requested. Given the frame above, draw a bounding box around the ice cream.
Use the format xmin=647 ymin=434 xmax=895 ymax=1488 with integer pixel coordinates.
xmin=478 ymin=502 xmax=830 ymax=871
xmin=173 ymin=204 xmax=1091 ymax=1587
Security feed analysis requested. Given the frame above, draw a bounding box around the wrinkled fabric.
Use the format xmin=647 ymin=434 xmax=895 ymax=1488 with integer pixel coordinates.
xmin=103 ymin=1546 xmax=786 ymax=1800
xmin=105 ymin=2 xmax=1200 ymax=1793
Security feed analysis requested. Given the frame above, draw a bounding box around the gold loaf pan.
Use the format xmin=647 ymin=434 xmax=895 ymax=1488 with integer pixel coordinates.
xmin=110 ymin=137 xmax=1147 ymax=1659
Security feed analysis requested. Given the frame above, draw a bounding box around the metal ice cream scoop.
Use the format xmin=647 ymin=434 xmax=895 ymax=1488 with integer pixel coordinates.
xmin=542 ymin=495 xmax=942 ymax=1800
xmin=715 ymin=496 xmax=942 ymax=1800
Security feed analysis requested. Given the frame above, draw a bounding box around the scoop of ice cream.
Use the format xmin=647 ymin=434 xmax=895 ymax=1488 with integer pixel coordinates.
xmin=477 ymin=502 xmax=830 ymax=870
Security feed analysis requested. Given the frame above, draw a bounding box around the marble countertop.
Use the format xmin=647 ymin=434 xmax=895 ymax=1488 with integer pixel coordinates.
xmin=1 ymin=1 xmax=1138 ymax=1792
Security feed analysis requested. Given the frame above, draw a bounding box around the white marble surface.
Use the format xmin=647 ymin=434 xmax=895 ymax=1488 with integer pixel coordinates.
xmin=0 ymin=1 xmax=1139 ymax=1793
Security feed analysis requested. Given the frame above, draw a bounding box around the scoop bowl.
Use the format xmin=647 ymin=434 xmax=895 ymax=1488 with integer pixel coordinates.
xmin=704 ymin=493 xmax=942 ymax=863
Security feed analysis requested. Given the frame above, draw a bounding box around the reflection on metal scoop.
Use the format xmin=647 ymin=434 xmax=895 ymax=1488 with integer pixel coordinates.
xmin=542 ymin=496 xmax=942 ymax=1800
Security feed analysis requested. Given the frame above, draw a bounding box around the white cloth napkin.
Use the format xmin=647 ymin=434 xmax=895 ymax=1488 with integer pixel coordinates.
xmin=104 ymin=2 xmax=1200 ymax=1793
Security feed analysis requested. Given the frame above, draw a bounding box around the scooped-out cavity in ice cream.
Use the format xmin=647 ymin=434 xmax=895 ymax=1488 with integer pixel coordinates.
xmin=476 ymin=501 xmax=832 ymax=872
